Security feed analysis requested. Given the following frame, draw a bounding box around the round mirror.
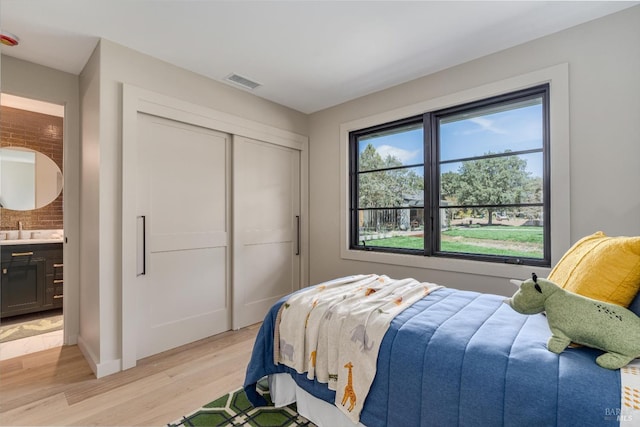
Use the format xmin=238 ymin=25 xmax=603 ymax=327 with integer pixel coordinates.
xmin=0 ymin=147 xmax=63 ymax=210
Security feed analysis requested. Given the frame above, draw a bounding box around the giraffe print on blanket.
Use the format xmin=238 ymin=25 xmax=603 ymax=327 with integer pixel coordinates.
xmin=341 ymin=362 xmax=357 ymax=412
xmin=305 ymin=300 xmax=318 ymax=327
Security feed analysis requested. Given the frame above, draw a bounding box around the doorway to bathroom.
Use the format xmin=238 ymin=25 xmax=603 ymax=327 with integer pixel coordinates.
xmin=0 ymin=93 xmax=65 ymax=360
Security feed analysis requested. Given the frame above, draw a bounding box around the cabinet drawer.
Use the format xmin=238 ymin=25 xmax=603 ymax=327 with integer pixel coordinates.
xmin=45 ymin=274 xmax=64 ymax=307
xmin=54 ymin=278 xmax=64 ymax=301
xmin=52 ymin=263 xmax=63 ymax=280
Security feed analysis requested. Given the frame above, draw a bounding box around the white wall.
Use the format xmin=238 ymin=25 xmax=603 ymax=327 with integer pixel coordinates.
xmin=307 ymin=6 xmax=640 ymax=296
xmin=79 ymin=39 xmax=309 ymax=376
xmin=78 ymin=44 xmax=102 ymax=370
xmin=1 ymin=55 xmax=81 ymax=346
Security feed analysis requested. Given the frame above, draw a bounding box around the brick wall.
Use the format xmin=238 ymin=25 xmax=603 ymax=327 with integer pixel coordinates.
xmin=1 ymin=106 xmax=64 ymax=231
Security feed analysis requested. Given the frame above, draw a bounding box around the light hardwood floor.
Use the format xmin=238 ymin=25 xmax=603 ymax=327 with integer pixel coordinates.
xmin=0 ymin=323 xmax=261 ymax=426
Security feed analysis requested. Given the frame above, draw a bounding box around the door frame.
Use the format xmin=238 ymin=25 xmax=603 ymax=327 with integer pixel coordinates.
xmin=121 ymin=85 xmax=308 ymax=370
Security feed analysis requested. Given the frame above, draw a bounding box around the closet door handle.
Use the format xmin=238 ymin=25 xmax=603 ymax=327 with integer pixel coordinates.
xmin=296 ymin=215 xmax=301 ymax=256
xmin=137 ymin=215 xmax=146 ymax=276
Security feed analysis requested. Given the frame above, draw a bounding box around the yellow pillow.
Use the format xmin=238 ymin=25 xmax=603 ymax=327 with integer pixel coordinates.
xmin=548 ymin=231 xmax=640 ymax=307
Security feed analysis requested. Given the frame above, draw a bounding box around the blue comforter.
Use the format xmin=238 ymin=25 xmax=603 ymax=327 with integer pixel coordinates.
xmin=244 ymin=287 xmax=621 ymax=426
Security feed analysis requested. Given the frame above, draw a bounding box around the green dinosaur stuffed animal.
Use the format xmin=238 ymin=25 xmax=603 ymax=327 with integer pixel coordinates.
xmin=505 ymin=273 xmax=640 ymax=370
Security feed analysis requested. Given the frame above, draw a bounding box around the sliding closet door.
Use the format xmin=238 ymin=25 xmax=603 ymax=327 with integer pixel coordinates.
xmin=233 ymin=136 xmax=301 ymax=329
xmin=135 ymin=113 xmax=231 ymax=359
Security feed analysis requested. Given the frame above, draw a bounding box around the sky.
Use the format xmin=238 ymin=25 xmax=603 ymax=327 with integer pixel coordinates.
xmin=359 ymin=103 xmax=544 ymax=178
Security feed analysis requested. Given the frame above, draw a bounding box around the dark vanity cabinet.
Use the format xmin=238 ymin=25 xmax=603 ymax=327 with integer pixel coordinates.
xmin=1 ymin=243 xmax=63 ymax=318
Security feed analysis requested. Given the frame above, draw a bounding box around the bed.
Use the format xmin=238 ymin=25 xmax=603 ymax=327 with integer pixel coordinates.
xmin=244 ymin=274 xmax=640 ymax=427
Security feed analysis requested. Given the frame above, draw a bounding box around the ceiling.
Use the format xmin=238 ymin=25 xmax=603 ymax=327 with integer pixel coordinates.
xmin=1 ymin=1 xmax=638 ymax=114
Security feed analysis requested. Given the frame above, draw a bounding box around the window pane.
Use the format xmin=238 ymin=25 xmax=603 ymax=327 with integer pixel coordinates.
xmin=440 ymin=207 xmax=544 ymax=259
xmin=358 ymin=123 xmax=423 ymax=171
xmin=440 ymin=97 xmax=542 ymax=162
xmin=440 ymin=153 xmax=543 ymax=206
xmin=357 ymin=209 xmax=424 ymax=250
xmin=358 ymin=166 xmax=424 ymax=208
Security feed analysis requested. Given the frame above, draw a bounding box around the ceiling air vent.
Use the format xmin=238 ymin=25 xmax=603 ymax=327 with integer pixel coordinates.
xmin=224 ymin=73 xmax=261 ymax=90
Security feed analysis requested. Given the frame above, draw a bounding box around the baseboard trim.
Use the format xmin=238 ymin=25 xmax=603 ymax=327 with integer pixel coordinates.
xmin=76 ymin=335 xmax=122 ymax=378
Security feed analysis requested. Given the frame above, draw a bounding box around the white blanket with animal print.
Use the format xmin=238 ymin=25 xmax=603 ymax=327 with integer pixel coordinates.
xmin=275 ymin=274 xmax=442 ymax=423
xmin=621 ymin=359 xmax=640 ymax=425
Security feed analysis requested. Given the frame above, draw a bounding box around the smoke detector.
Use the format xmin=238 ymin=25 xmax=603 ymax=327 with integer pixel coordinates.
xmin=1 ymin=31 xmax=19 ymax=47
xmin=224 ymin=73 xmax=261 ymax=90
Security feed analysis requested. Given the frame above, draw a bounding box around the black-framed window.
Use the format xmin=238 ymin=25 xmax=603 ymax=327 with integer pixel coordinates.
xmin=349 ymin=84 xmax=550 ymax=266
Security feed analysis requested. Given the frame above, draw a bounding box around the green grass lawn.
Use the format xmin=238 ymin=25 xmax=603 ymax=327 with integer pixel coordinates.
xmin=365 ymin=236 xmax=424 ymax=250
xmin=363 ymin=225 xmax=544 ymax=258
xmin=442 ymin=226 xmax=543 ymax=244
xmin=440 ymin=241 xmax=543 ymax=258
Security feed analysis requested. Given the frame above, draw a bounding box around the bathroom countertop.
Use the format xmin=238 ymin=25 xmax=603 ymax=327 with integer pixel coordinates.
xmin=0 ymin=229 xmax=64 ymax=246
xmin=0 ymin=238 xmax=63 ymax=246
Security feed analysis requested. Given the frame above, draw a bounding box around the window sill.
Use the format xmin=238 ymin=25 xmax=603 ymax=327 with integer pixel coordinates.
xmin=340 ymin=247 xmax=551 ymax=281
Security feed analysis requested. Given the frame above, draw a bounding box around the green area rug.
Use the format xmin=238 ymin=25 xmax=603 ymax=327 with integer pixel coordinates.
xmin=168 ymin=378 xmax=316 ymax=427
xmin=0 ymin=309 xmax=63 ymax=343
